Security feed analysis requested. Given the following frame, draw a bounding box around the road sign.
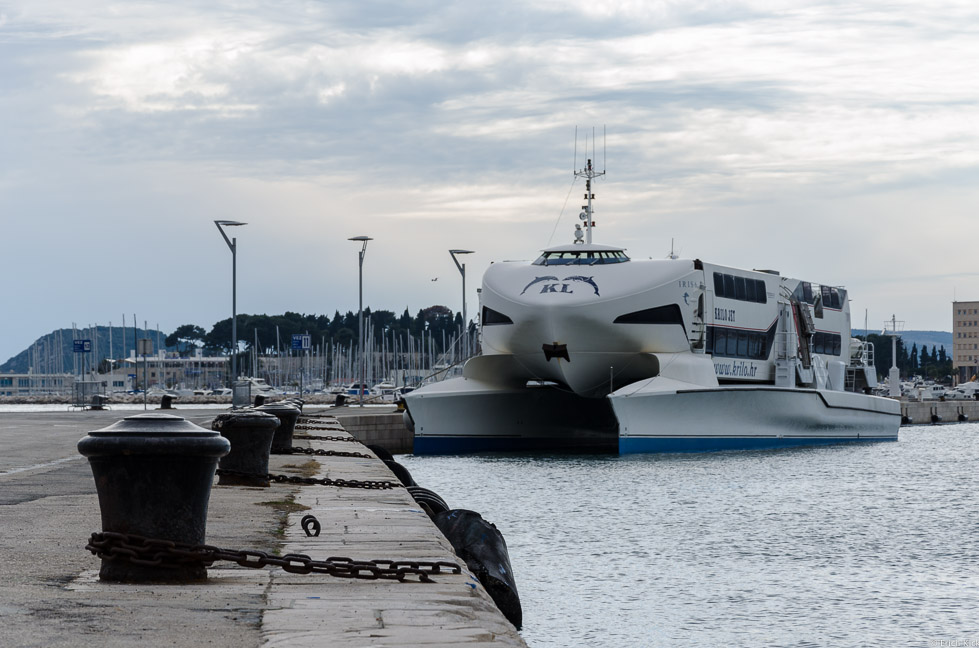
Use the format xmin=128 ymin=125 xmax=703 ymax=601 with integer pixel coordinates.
xmin=291 ymin=334 xmax=311 ymax=351
xmin=73 ymin=340 xmax=92 ymax=353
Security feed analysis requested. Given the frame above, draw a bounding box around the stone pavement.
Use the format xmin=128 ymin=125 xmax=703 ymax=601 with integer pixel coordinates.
xmin=0 ymin=408 xmax=526 ymax=647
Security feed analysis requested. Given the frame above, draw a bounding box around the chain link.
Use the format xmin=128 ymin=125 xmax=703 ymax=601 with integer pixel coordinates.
xmin=271 ymin=446 xmax=372 ymax=459
xmin=86 ymin=532 xmax=460 ymax=582
xmin=216 ymin=468 xmax=402 ymax=490
xmin=295 ymin=434 xmax=360 ymax=443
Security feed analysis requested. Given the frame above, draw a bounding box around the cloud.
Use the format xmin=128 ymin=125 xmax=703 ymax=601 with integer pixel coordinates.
xmin=3 ymin=0 xmax=979 ymax=362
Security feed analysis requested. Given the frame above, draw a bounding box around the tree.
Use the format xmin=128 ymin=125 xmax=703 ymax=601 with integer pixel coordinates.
xmin=165 ymin=324 xmax=207 ymax=356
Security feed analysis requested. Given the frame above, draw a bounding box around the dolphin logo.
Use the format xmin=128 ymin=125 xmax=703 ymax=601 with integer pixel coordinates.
xmin=563 ymin=276 xmax=600 ymax=296
xmin=683 ymin=292 xmax=690 ymax=305
xmin=520 ymin=276 xmax=559 ymax=295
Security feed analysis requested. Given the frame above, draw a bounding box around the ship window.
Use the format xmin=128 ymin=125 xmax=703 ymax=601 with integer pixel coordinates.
xmin=714 ymin=329 xmax=728 ymax=355
xmin=709 ymin=322 xmax=777 ymax=361
xmin=614 ymin=304 xmax=685 ymax=332
xmin=735 ymin=276 xmax=746 ymax=301
xmin=713 ymin=272 xmax=767 ymax=304
xmin=813 ymin=332 xmax=842 ymax=356
xmin=533 ymin=250 xmax=630 ymax=265
xmin=794 ymin=281 xmax=816 ymax=304
xmin=728 ymin=331 xmax=740 ymax=356
xmin=713 ymin=329 xmax=725 ymax=354
xmin=482 ymin=306 xmax=513 ymax=325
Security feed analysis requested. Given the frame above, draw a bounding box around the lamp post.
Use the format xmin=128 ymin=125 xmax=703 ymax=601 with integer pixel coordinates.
xmin=215 ymin=220 xmax=247 ymax=386
xmin=449 ymin=249 xmax=474 ymax=361
xmin=349 ymin=236 xmax=373 ymax=406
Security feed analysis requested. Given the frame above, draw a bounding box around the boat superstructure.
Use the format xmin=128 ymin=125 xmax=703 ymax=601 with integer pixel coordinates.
xmin=403 ymin=158 xmax=900 ymax=453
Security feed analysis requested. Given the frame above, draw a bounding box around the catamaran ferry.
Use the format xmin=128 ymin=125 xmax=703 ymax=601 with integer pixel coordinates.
xmin=403 ymin=160 xmax=900 ymax=454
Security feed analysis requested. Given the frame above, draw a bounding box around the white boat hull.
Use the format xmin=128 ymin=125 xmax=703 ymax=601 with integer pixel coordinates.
xmin=405 ymin=377 xmax=617 ymax=454
xmin=611 ymin=383 xmax=900 ymax=453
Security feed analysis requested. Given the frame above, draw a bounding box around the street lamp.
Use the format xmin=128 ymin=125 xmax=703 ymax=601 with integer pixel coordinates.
xmin=349 ymin=236 xmax=373 ymax=406
xmin=449 ymin=249 xmax=474 ymax=361
xmin=215 ymin=220 xmax=247 ymax=385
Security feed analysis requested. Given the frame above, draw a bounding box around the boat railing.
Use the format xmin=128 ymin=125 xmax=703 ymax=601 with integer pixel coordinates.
xmin=849 ymin=340 xmax=874 ymax=368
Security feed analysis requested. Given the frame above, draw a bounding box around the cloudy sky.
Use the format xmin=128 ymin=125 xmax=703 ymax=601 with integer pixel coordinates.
xmin=2 ymin=0 xmax=978 ymax=363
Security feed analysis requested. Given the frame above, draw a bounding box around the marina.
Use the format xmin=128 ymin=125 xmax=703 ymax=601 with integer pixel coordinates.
xmin=6 ymin=2 xmax=979 ymax=646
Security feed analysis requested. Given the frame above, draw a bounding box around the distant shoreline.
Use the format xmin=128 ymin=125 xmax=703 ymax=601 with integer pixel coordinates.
xmin=0 ymin=393 xmax=349 ymax=406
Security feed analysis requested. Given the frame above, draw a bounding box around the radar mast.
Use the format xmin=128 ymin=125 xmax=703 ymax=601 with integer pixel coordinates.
xmin=573 ymin=127 xmax=606 ymax=245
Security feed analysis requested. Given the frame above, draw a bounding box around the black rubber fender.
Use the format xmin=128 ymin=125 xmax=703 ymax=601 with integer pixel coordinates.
xmin=384 ymin=459 xmax=417 ymax=487
xmin=406 ymin=486 xmax=448 ymax=516
xmin=366 ymin=444 xmax=395 ymax=462
xmin=434 ymin=509 xmax=522 ymax=629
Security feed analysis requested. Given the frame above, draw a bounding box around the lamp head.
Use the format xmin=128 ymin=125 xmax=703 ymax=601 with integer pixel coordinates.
xmin=348 ymin=236 xmax=373 ymax=242
xmin=449 ymin=249 xmax=474 ymax=256
xmin=215 ymin=220 xmax=247 ymax=227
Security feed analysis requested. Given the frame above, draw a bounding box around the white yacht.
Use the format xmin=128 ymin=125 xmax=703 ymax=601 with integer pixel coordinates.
xmin=403 ymin=159 xmax=901 ymax=454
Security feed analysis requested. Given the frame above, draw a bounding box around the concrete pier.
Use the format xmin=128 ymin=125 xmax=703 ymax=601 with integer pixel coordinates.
xmin=332 ymin=406 xmax=413 ymax=453
xmin=0 ymin=408 xmax=525 ymax=647
xmin=898 ymin=399 xmax=979 ymax=425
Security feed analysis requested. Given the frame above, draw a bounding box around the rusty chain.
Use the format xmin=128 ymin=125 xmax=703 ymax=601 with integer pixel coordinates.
xmin=295 ymin=434 xmax=360 ymax=443
xmin=86 ymin=532 xmax=460 ymax=582
xmin=271 ymin=446 xmax=372 ymax=459
xmin=216 ymin=468 xmax=402 ymax=490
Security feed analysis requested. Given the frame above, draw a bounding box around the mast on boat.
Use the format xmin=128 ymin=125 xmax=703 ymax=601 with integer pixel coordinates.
xmin=573 ymin=127 xmax=606 ymax=245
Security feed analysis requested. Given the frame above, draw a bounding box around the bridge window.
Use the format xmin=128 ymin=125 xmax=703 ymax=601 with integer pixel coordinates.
xmin=533 ymin=250 xmax=630 ymax=266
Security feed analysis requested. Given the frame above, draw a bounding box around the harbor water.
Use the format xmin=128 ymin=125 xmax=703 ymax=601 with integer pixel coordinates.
xmin=400 ymin=426 xmax=979 ymax=647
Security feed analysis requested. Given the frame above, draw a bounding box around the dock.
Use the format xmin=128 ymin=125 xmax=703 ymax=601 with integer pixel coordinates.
xmin=0 ymin=407 xmax=525 ymax=647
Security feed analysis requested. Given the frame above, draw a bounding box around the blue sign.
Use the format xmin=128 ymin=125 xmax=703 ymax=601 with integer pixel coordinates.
xmin=291 ymin=334 xmax=311 ymax=351
xmin=73 ymin=340 xmax=92 ymax=353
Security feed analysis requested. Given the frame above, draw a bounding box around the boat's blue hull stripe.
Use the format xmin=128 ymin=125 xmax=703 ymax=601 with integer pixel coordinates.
xmin=619 ymin=435 xmax=897 ymax=453
xmin=412 ymin=434 xmax=897 ymax=455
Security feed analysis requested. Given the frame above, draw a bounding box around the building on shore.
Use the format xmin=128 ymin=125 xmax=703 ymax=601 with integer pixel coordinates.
xmin=0 ymin=373 xmax=74 ymax=397
xmin=121 ymin=351 xmax=229 ymax=391
xmin=952 ymin=300 xmax=979 ymax=384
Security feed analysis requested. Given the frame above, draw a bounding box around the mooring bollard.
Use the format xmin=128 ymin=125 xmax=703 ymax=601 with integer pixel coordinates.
xmin=77 ymin=413 xmax=231 ymax=582
xmin=256 ymin=402 xmax=301 ymax=449
xmin=253 ymin=394 xmax=267 ymax=407
xmin=212 ymin=410 xmax=280 ymax=487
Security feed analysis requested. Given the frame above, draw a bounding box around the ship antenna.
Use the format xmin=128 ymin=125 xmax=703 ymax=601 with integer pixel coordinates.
xmin=574 ymin=127 xmax=606 ymax=245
